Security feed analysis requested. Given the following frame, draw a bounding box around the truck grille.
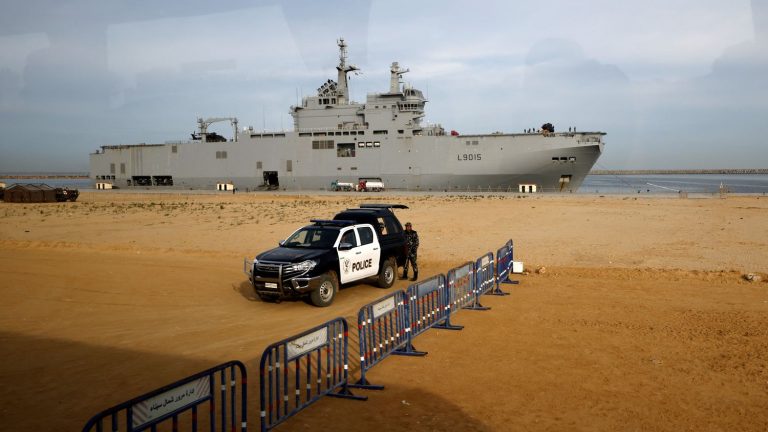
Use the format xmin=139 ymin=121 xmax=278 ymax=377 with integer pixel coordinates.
xmin=255 ymin=261 xmax=305 ymax=280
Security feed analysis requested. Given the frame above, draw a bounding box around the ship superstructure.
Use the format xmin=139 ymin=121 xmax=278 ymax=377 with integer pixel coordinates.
xmin=91 ymin=39 xmax=605 ymax=192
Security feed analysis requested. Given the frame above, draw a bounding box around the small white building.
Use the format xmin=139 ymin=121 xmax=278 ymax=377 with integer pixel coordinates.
xmin=518 ymin=184 xmax=537 ymax=193
xmin=216 ymin=183 xmax=235 ymax=191
xmin=96 ymin=182 xmax=113 ymax=190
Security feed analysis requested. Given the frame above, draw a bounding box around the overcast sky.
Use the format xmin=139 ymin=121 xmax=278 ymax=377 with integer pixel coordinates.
xmin=0 ymin=0 xmax=766 ymax=172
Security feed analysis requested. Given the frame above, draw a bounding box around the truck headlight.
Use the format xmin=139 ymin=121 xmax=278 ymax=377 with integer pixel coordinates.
xmin=288 ymin=260 xmax=317 ymax=272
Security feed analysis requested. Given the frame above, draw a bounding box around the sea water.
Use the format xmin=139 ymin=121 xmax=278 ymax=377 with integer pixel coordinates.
xmin=579 ymin=174 xmax=768 ymax=194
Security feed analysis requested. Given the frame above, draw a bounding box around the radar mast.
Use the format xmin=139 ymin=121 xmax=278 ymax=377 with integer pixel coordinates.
xmin=335 ymin=38 xmax=359 ymax=104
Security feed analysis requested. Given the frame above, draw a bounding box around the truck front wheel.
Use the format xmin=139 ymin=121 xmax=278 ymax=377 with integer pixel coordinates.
xmin=377 ymin=258 xmax=396 ymax=288
xmin=310 ymin=272 xmax=338 ymax=307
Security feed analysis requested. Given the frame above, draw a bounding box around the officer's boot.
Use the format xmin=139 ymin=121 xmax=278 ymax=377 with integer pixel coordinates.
xmin=399 ymin=269 xmax=408 ymax=280
xmin=410 ymin=271 xmax=418 ymax=282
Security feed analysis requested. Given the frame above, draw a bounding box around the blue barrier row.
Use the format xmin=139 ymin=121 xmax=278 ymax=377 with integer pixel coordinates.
xmin=353 ymin=239 xmax=522 ymax=389
xmin=81 ymin=360 xmax=247 ymax=432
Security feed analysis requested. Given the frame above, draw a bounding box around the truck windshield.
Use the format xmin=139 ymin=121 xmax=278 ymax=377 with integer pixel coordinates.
xmin=283 ymin=227 xmax=338 ymax=249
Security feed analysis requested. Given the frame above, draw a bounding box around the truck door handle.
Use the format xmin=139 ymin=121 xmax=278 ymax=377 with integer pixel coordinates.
xmin=356 ymin=251 xmax=362 ymax=255
xmin=373 ymin=247 xmax=379 ymax=251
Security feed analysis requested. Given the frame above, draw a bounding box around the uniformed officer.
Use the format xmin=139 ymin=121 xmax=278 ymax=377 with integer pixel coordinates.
xmin=400 ymin=222 xmax=419 ymax=281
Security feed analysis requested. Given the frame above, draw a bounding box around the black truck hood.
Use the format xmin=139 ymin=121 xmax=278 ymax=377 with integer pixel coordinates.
xmin=256 ymin=247 xmax=327 ymax=263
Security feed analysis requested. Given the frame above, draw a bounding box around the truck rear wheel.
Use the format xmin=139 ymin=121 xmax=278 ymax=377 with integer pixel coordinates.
xmin=310 ymin=272 xmax=337 ymax=307
xmin=377 ymin=257 xmax=396 ymax=288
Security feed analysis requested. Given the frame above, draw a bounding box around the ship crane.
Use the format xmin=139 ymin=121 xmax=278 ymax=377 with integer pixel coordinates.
xmin=195 ymin=117 xmax=239 ymax=142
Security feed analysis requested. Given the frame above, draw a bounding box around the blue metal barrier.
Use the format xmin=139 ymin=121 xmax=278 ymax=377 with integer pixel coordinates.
xmin=505 ymin=239 xmax=521 ymax=285
xmin=407 ymin=274 xmax=461 ymax=339
xmin=259 ymin=318 xmax=365 ymax=431
xmin=350 ymin=290 xmax=425 ymax=390
xmin=81 ymin=360 xmax=247 ymax=432
xmin=492 ymin=244 xmax=515 ymax=295
xmin=447 ymin=261 xmax=489 ymax=311
xmin=475 ymin=252 xmax=496 ymax=297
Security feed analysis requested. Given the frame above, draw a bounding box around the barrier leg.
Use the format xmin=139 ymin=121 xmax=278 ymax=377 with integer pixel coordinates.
xmin=433 ymin=312 xmax=464 ymax=330
xmin=463 ymin=302 xmax=491 ymax=311
xmin=392 ymin=341 xmax=427 ymax=357
xmin=490 ymin=279 xmax=512 ymax=296
xmin=464 ymin=292 xmax=490 ymax=311
xmin=327 ymin=384 xmax=368 ymax=400
xmin=349 ymin=375 xmax=385 ymax=391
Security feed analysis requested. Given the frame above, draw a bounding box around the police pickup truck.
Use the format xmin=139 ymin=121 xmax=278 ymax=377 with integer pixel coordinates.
xmin=244 ymin=204 xmax=408 ymax=307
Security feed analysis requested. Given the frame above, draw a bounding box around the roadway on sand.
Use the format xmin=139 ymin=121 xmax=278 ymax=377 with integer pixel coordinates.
xmin=1 ymin=192 xmax=766 ymax=431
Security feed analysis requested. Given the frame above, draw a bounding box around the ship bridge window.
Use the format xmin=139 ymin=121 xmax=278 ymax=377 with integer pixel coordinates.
xmin=366 ymin=142 xmax=373 ymax=147
xmin=358 ymin=142 xmax=365 ymax=148
xmin=398 ymin=130 xmax=404 ymax=134
xmin=373 ymin=141 xmax=380 ymax=147
xmin=337 ymin=143 xmax=356 ymax=158
xmin=215 ymin=151 xmax=228 ymax=159
xmin=373 ymin=130 xmax=388 ymax=135
xmin=312 ymin=140 xmax=334 ymax=149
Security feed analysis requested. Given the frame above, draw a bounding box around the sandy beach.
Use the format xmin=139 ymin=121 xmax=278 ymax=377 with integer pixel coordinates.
xmin=1 ymin=192 xmax=767 ymax=431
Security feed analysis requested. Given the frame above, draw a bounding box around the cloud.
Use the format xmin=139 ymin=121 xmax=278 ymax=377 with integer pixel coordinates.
xmin=0 ymin=0 xmax=765 ymax=172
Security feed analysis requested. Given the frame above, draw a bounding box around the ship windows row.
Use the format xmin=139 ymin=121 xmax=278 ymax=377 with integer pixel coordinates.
xmin=312 ymin=140 xmax=381 ymax=156
xmin=552 ymin=156 xmax=576 ymax=163
xmin=300 ymin=130 xmax=365 ymax=137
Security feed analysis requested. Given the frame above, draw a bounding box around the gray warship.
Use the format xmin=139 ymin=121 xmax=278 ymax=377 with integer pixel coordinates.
xmin=90 ymin=39 xmax=605 ymax=192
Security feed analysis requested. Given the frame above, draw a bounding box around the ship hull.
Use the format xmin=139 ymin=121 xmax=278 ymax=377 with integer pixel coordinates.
xmin=90 ymin=132 xmax=603 ymax=192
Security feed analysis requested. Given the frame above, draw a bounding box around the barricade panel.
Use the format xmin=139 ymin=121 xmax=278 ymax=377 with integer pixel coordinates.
xmin=446 ymin=260 xmax=489 ymax=311
xmin=407 ymin=274 xmax=452 ymax=339
xmin=81 ymin=360 xmax=247 ymax=432
xmin=504 ymin=239 xmax=521 ymax=285
xmin=259 ymin=318 xmax=365 ymax=432
xmin=475 ymin=252 xmax=495 ymax=296
xmin=492 ymin=245 xmax=512 ymax=295
xmin=350 ymin=290 xmax=410 ymax=389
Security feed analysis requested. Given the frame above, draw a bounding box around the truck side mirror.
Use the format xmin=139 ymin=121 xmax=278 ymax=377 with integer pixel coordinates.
xmin=279 ymin=240 xmax=286 ymax=246
xmin=338 ymin=242 xmax=353 ymax=251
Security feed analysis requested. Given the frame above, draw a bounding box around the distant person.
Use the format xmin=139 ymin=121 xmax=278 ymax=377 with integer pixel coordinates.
xmin=400 ymin=222 xmax=419 ymax=281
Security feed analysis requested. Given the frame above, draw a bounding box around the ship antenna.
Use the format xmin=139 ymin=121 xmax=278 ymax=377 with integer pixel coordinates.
xmin=338 ymin=38 xmax=348 ymax=70
xmin=335 ymin=37 xmax=359 ymax=105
